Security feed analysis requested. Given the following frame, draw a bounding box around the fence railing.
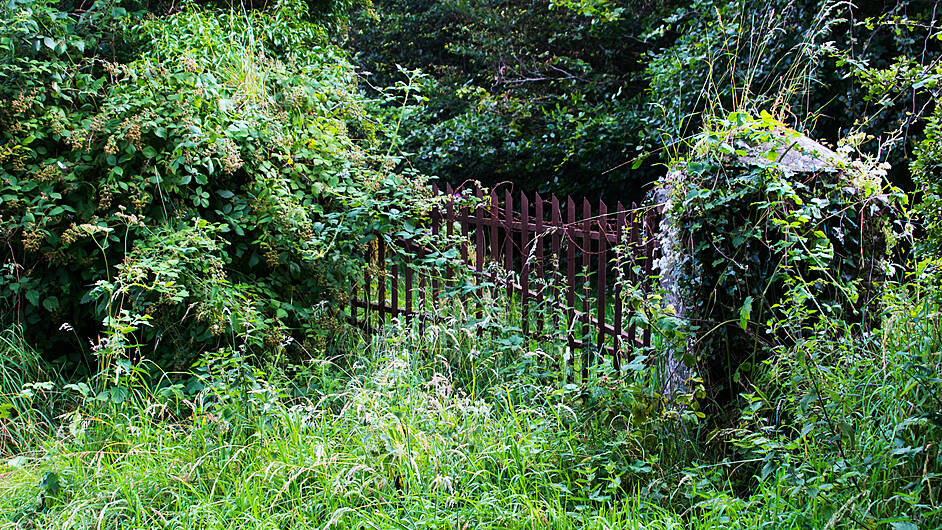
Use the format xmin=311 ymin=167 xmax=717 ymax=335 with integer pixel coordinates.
xmin=348 ymin=182 xmax=660 ymax=377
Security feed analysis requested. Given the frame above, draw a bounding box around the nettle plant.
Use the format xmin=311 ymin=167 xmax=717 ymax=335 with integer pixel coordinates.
xmin=0 ymin=0 xmax=432 ymax=370
xmin=659 ymin=111 xmax=907 ymax=407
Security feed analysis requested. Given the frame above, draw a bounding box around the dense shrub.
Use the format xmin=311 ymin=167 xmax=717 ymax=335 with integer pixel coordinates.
xmin=913 ymin=102 xmax=942 ymax=253
xmin=349 ymin=0 xmax=671 ymax=200
xmin=0 ymin=0 xmax=430 ymax=370
xmin=350 ymin=0 xmax=939 ymax=200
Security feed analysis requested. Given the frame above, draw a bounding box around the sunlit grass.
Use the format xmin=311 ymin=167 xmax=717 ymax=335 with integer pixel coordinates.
xmin=2 ymin=268 xmax=941 ymax=528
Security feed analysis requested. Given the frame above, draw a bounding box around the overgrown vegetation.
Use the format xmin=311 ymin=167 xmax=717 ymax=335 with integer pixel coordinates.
xmin=657 ymin=112 xmax=906 ymax=406
xmin=1 ymin=0 xmax=431 ymax=370
xmin=3 ymin=0 xmax=942 ymax=528
xmin=351 ymin=0 xmax=941 ymax=199
xmin=3 ymin=271 xmax=941 ymax=527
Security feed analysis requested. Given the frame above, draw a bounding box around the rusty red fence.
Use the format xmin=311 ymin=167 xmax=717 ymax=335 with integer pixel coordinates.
xmin=348 ymin=183 xmax=660 ymax=377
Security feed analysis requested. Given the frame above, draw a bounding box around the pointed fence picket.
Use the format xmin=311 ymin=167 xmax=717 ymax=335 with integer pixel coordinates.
xmin=348 ymin=183 xmax=660 ymax=377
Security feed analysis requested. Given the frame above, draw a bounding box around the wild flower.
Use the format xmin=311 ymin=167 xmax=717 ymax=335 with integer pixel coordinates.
xmin=182 ymin=54 xmax=198 ymax=73
xmin=220 ymin=138 xmax=243 ymax=174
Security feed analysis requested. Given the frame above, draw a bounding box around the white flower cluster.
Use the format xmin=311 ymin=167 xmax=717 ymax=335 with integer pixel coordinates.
xmin=836 ymin=132 xmax=890 ymax=197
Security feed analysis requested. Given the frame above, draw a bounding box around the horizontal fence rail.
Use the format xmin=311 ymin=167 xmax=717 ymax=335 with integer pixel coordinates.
xmin=347 ymin=182 xmax=661 ymax=378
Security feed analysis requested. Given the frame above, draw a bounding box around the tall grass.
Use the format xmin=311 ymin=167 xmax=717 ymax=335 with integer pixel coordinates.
xmin=0 ymin=289 xmax=745 ymax=528
xmin=0 ymin=314 xmax=672 ymax=529
xmin=0 ymin=326 xmax=62 ymax=455
xmin=6 ymin=264 xmax=940 ymax=528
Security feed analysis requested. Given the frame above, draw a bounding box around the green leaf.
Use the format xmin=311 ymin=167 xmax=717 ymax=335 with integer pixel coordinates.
xmin=25 ymin=289 xmax=40 ymax=307
xmin=837 ymin=420 xmax=854 ymax=440
xmin=799 ymin=391 xmax=817 ymax=414
xmin=739 ymin=296 xmax=753 ymax=330
xmin=96 ymin=387 xmax=128 ymax=404
xmin=42 ymin=296 xmax=60 ymax=312
xmin=40 ymin=471 xmax=60 ymax=496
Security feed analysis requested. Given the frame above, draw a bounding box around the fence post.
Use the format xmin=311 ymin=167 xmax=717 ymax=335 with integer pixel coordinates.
xmin=431 ymin=185 xmax=441 ymax=304
xmin=475 ymin=187 xmax=485 ymax=330
xmin=642 ymin=208 xmax=655 ymax=349
xmin=391 ymin=258 xmax=399 ymax=319
xmin=418 ymin=244 xmax=426 ymax=334
xmin=613 ymin=202 xmax=626 ymax=374
xmin=378 ymin=238 xmax=386 ymax=323
xmin=582 ymin=198 xmax=592 ymax=380
xmin=520 ymin=191 xmax=530 ymax=338
xmin=597 ymin=200 xmax=607 ymax=362
xmin=535 ymin=192 xmax=545 ymax=335
xmin=566 ymin=196 xmax=576 ymax=378
xmin=364 ymin=248 xmax=372 ymax=327
xmin=490 ymin=190 xmax=500 ymax=270
xmin=628 ymin=204 xmax=640 ymax=350
xmin=552 ymin=195 xmax=562 ymax=337
xmin=460 ymin=190 xmax=470 ymax=267
xmin=445 ymin=183 xmax=454 ymax=288
xmin=404 ymin=247 xmax=413 ymax=320
xmin=504 ymin=189 xmax=514 ymax=302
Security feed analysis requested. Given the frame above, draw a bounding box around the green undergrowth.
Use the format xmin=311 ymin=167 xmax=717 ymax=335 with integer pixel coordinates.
xmin=3 ymin=264 xmax=942 ymax=528
xmin=0 ymin=314 xmax=679 ymax=529
xmin=3 ymin=1 xmax=942 ymax=527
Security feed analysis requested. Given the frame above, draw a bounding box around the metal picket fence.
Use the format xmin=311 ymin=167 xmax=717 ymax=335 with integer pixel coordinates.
xmin=348 ymin=182 xmax=660 ymax=377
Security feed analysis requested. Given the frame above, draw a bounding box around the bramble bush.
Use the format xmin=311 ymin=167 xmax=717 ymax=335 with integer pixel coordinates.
xmin=0 ymin=0 xmax=431 ymax=371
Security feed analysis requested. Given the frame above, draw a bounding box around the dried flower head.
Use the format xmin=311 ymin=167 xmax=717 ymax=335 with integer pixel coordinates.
xmin=220 ymin=138 xmax=243 ymax=174
xmin=22 ymin=226 xmax=44 ymax=252
xmin=104 ymin=136 xmax=118 ymax=156
xmin=182 ymin=54 xmax=198 ymax=73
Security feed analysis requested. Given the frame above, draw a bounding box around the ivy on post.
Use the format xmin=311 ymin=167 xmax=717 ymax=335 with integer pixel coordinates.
xmin=654 ymin=112 xmax=905 ymax=410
